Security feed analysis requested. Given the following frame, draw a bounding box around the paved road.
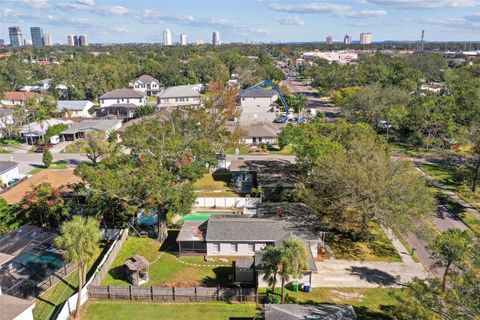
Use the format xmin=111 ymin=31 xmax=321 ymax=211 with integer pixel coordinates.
xmin=0 ymin=153 xmax=88 ymax=174
xmin=226 ymin=154 xmax=295 ymax=163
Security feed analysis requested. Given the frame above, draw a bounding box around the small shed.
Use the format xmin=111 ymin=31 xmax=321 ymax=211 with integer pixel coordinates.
xmin=125 ymin=255 xmax=150 ymax=286
xmin=234 ymin=258 xmax=255 ymax=283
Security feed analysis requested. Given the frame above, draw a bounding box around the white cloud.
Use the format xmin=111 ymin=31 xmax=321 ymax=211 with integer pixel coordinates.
xmin=134 ymin=9 xmax=240 ymax=28
xmin=269 ymin=2 xmax=351 ymax=13
xmin=78 ymin=0 xmax=94 ymax=5
xmin=109 ymin=6 xmax=129 ymax=15
xmin=5 ymin=0 xmax=48 ymax=9
xmin=276 ymin=16 xmax=305 ymax=25
xmin=337 ymin=10 xmax=388 ymax=18
xmin=366 ymin=0 xmax=480 ymax=9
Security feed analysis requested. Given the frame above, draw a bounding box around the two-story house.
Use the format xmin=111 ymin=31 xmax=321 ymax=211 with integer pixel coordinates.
xmin=238 ymin=87 xmax=278 ymax=123
xmin=130 ymin=75 xmax=164 ymax=96
xmin=98 ymin=89 xmax=146 ymax=119
xmin=156 ymin=85 xmax=202 ymax=109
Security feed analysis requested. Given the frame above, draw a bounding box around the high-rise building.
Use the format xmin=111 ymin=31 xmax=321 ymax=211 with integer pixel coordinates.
xmin=212 ymin=31 xmax=221 ymax=46
xmin=0 ymin=39 xmax=4 ymax=46
xmin=42 ymin=34 xmax=52 ymax=46
xmin=163 ymin=29 xmax=172 ymax=46
xmin=180 ymin=34 xmax=187 ymax=46
xmin=73 ymin=35 xmax=80 ymax=46
xmin=8 ymin=26 xmax=22 ymax=47
xmin=67 ymin=35 xmax=74 ymax=46
xmin=344 ymin=34 xmax=352 ymax=45
xmin=79 ymin=35 xmax=88 ymax=46
xmin=360 ymin=32 xmax=373 ymax=45
xmin=30 ymin=27 xmax=44 ymax=47
xmin=326 ymin=36 xmax=333 ymax=45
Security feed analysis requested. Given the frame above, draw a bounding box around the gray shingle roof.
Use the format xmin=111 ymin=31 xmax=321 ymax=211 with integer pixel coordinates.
xmin=264 ymin=304 xmax=357 ymax=320
xmin=0 ymin=161 xmax=17 ymax=175
xmin=61 ymin=120 xmax=121 ymax=134
xmin=176 ymin=220 xmax=207 ymax=242
xmin=238 ymin=87 xmax=277 ymax=98
xmin=206 ymin=218 xmax=292 ymax=242
xmin=157 ymin=85 xmax=201 ymax=99
xmin=136 ymin=74 xmax=158 ymax=84
xmin=56 ymin=100 xmax=93 ymax=111
xmin=100 ymin=89 xmax=145 ymax=99
xmin=101 ymin=103 xmax=138 ymax=109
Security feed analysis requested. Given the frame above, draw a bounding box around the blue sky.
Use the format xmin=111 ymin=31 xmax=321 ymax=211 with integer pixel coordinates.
xmin=1 ymin=0 xmax=480 ymax=44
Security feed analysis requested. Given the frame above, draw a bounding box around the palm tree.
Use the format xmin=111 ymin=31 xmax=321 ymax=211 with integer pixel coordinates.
xmin=261 ymin=246 xmax=282 ymax=292
xmin=278 ymin=238 xmax=308 ymax=303
xmin=55 ymin=216 xmax=101 ymax=318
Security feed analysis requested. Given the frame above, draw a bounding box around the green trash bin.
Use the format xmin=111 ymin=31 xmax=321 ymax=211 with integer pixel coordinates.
xmin=291 ymin=281 xmax=299 ymax=292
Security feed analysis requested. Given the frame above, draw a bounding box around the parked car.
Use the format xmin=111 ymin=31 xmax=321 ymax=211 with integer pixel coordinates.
xmin=274 ymin=114 xmax=288 ymax=123
xmin=35 ymin=143 xmax=54 ymax=153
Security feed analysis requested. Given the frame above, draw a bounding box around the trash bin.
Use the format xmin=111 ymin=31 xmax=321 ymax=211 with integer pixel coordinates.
xmin=303 ymin=284 xmax=311 ymax=292
xmin=291 ymin=281 xmax=299 ymax=292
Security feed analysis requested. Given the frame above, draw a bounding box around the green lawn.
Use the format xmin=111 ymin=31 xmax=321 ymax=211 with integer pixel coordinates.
xmin=29 ymin=163 xmax=69 ymax=175
xmin=101 ymin=236 xmax=233 ymax=287
xmin=63 ymin=140 xmax=88 ymax=153
xmin=0 ymin=139 xmax=20 ymax=147
xmin=224 ymin=147 xmax=253 ymax=155
xmin=260 ymin=287 xmax=398 ymax=320
xmin=193 ymin=173 xmax=231 ymax=191
xmin=329 ymin=223 xmax=402 ymax=262
xmin=82 ymin=302 xmax=259 ymax=320
xmin=33 ymin=244 xmax=106 ymax=320
xmin=268 ymin=144 xmax=294 ymax=155
xmin=418 ymin=163 xmax=459 ymax=190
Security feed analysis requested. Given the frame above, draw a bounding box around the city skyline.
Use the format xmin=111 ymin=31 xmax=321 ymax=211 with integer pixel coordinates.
xmin=1 ymin=1 xmax=480 ymax=44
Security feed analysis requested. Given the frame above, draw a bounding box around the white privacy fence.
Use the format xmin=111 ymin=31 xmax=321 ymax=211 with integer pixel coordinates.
xmin=53 ymin=228 xmax=127 ymax=320
xmin=194 ymin=197 xmax=261 ymax=208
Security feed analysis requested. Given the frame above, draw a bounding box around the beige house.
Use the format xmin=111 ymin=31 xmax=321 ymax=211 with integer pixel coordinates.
xmin=156 ymin=85 xmax=202 ymax=109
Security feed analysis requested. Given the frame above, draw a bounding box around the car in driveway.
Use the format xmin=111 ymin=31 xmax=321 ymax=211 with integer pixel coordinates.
xmin=34 ymin=143 xmax=54 ymax=153
xmin=274 ymin=114 xmax=288 ymax=123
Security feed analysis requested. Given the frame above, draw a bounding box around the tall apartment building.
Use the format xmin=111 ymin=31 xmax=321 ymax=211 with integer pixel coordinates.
xmin=326 ymin=36 xmax=333 ymax=45
xmin=8 ymin=26 xmax=22 ymax=47
xmin=344 ymin=34 xmax=352 ymax=45
xmin=30 ymin=27 xmax=44 ymax=47
xmin=163 ymin=29 xmax=172 ymax=46
xmin=42 ymin=34 xmax=52 ymax=46
xmin=180 ymin=34 xmax=187 ymax=45
xmin=0 ymin=39 xmax=4 ymax=46
xmin=67 ymin=35 xmax=74 ymax=46
xmin=79 ymin=35 xmax=88 ymax=46
xmin=360 ymin=32 xmax=373 ymax=45
xmin=212 ymin=31 xmax=221 ymax=46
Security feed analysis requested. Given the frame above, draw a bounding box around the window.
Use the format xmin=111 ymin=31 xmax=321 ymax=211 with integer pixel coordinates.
xmin=127 ymin=99 xmax=130 ymax=103
xmin=230 ymin=243 xmax=238 ymax=252
xmin=117 ymin=99 xmax=120 ymax=103
xmin=248 ymin=243 xmax=255 ymax=252
xmin=213 ymin=243 xmax=220 ymax=253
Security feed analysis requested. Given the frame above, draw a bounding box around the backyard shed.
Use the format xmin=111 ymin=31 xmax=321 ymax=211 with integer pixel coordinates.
xmin=125 ymin=255 xmax=150 ymax=286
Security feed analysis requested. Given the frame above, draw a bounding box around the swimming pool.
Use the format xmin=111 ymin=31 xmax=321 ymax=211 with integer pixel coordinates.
xmin=14 ymin=251 xmax=65 ymax=281
xmin=181 ymin=211 xmax=234 ymax=221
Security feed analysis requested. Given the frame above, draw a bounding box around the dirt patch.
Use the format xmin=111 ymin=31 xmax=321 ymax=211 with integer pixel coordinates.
xmin=329 ymin=289 xmax=364 ymax=303
xmin=2 ymin=169 xmax=82 ymax=204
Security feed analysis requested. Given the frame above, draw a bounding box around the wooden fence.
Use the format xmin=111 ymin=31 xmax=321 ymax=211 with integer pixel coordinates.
xmin=89 ymin=286 xmax=262 ymax=303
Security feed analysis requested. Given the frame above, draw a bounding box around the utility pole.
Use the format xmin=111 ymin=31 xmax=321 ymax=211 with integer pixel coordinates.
xmin=420 ymin=30 xmax=425 ymax=52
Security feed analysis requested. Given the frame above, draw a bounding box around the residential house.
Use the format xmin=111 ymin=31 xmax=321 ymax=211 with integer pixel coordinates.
xmin=56 ymin=100 xmax=94 ymax=118
xmin=264 ymin=304 xmax=356 ymax=320
xmin=0 ymin=162 xmax=20 ymax=186
xmin=99 ymin=89 xmax=146 ymax=119
xmin=0 ymin=294 xmax=34 ymax=320
xmin=156 ymin=85 xmax=202 ymax=109
xmin=20 ymin=119 xmax=73 ymax=145
xmin=176 ymin=214 xmax=323 ymax=288
xmin=420 ymin=82 xmax=446 ymax=95
xmin=1 ymin=92 xmax=40 ymax=107
xmin=238 ymin=87 xmax=278 ymax=123
xmin=19 ymin=78 xmax=52 ymax=93
xmin=60 ymin=119 xmax=122 ymax=141
xmin=226 ymin=122 xmax=280 ymax=146
xmin=130 ymin=74 xmax=164 ymax=96
xmin=0 ymin=108 xmax=14 ymax=136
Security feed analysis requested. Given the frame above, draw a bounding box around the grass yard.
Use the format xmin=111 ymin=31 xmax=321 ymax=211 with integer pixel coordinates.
xmin=268 ymin=144 xmax=294 ymax=155
xmin=329 ymin=223 xmax=402 ymax=262
xmin=418 ymin=163 xmax=459 ymax=190
xmin=261 ymin=287 xmax=398 ymax=320
xmin=101 ymin=236 xmax=233 ymax=287
xmin=29 ymin=163 xmax=69 ymax=175
xmin=224 ymin=147 xmax=253 ymax=155
xmin=193 ymin=173 xmax=231 ymax=191
xmin=63 ymin=140 xmax=89 ymax=153
xmin=81 ymin=301 xmax=259 ymax=320
xmin=33 ymin=244 xmax=106 ymax=320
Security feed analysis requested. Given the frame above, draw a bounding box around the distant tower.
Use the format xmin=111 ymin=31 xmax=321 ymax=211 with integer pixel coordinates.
xmin=180 ymin=34 xmax=187 ymax=46
xmin=42 ymin=34 xmax=52 ymax=46
xmin=9 ymin=26 xmax=23 ymax=47
xmin=326 ymin=36 xmax=333 ymax=45
xmin=79 ymin=35 xmax=88 ymax=46
xmin=360 ymin=32 xmax=373 ymax=45
xmin=420 ymin=30 xmax=425 ymax=52
xmin=163 ymin=29 xmax=172 ymax=46
xmin=73 ymin=35 xmax=79 ymax=46
xmin=212 ymin=31 xmax=221 ymax=46
xmin=344 ymin=34 xmax=352 ymax=45
xmin=30 ymin=27 xmax=44 ymax=47
xmin=67 ymin=35 xmax=74 ymax=46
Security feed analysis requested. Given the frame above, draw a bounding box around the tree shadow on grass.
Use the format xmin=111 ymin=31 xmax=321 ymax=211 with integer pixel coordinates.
xmin=202 ymin=266 xmax=235 ymax=287
xmin=348 ymin=266 xmax=397 ymax=286
xmin=353 ymin=306 xmax=393 ymax=320
xmin=107 ymin=265 xmax=128 ymax=282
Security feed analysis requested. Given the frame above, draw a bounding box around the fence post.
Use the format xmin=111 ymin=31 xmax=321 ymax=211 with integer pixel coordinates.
xmin=195 ymin=286 xmax=198 ymax=302
xmin=240 ymin=287 xmax=242 ymax=302
xmin=172 ymin=287 xmax=175 ymax=302
xmin=108 ymin=286 xmax=111 ymax=300
xmin=151 ymin=286 xmax=154 ymax=301
xmin=129 ymin=286 xmax=132 ymax=301
xmin=217 ymin=286 xmax=220 ymax=301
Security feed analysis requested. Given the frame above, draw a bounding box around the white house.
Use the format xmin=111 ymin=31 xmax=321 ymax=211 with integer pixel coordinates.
xmin=99 ymin=89 xmax=146 ymax=119
xmin=0 ymin=161 xmax=20 ymax=186
xmin=1 ymin=92 xmax=40 ymax=107
xmin=0 ymin=294 xmax=34 ymax=320
xmin=20 ymin=119 xmax=73 ymax=145
xmin=227 ymin=122 xmax=280 ymax=146
xmin=56 ymin=100 xmax=94 ymax=118
xmin=238 ymin=87 xmax=278 ymax=123
xmin=60 ymin=119 xmax=122 ymax=141
xmin=130 ymin=75 xmax=164 ymax=96
xmin=156 ymin=85 xmax=202 ymax=109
